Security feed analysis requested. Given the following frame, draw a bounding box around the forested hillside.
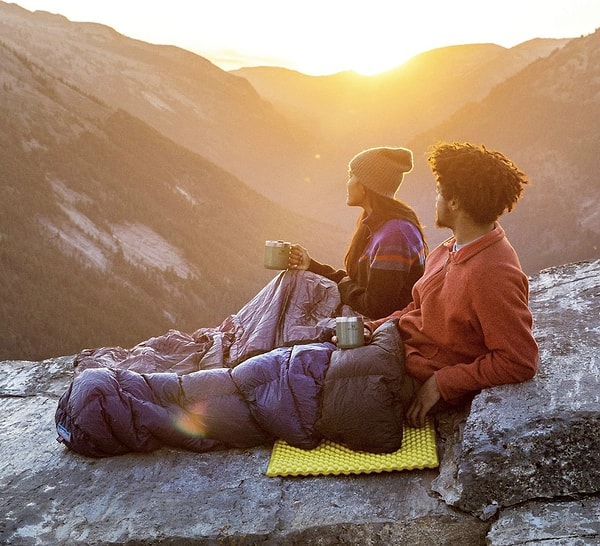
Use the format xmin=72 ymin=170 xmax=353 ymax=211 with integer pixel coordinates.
xmin=1 ymin=3 xmax=598 ymax=360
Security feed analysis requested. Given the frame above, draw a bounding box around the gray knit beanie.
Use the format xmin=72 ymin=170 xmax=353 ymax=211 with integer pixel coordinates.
xmin=349 ymin=146 xmax=414 ymax=198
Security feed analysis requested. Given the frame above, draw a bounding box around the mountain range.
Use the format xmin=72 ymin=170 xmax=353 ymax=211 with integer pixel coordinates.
xmin=1 ymin=1 xmax=598 ymax=360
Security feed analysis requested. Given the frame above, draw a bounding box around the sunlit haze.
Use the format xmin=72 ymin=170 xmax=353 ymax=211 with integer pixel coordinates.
xmin=13 ymin=0 xmax=600 ymax=75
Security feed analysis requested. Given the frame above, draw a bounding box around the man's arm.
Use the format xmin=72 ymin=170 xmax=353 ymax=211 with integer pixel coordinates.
xmin=365 ymin=301 xmax=415 ymax=334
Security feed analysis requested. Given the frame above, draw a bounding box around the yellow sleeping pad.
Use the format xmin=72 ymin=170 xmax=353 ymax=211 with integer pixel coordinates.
xmin=266 ymin=419 xmax=438 ymax=477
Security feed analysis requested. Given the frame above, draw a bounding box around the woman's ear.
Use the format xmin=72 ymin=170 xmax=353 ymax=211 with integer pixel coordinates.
xmin=361 ymin=184 xmax=373 ymax=206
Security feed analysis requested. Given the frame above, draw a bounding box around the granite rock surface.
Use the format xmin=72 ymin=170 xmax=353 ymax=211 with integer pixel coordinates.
xmin=1 ymin=259 xmax=599 ymax=545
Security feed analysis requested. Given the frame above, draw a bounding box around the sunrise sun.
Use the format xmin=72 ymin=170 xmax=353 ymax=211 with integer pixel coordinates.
xmin=13 ymin=0 xmax=600 ymax=76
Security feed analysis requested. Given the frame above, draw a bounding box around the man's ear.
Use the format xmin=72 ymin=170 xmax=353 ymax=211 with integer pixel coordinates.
xmin=448 ymin=197 xmax=460 ymax=211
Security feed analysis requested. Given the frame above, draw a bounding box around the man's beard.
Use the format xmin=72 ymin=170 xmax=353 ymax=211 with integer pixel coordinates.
xmin=435 ymin=212 xmax=450 ymax=229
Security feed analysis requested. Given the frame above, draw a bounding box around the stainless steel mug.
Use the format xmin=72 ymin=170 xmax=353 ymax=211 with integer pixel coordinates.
xmin=335 ymin=316 xmax=365 ymax=349
xmin=264 ymin=240 xmax=291 ymax=270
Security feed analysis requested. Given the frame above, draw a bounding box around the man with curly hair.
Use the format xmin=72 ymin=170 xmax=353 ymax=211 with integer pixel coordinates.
xmin=365 ymin=142 xmax=539 ymax=427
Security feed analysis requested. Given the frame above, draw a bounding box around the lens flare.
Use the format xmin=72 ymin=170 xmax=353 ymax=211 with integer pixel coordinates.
xmin=173 ymin=401 xmax=209 ymax=437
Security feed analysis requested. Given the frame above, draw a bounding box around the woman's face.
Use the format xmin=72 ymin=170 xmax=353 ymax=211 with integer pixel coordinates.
xmin=346 ymin=173 xmax=366 ymax=207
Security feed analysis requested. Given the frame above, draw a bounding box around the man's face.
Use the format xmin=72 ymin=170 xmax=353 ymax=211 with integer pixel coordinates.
xmin=435 ymin=183 xmax=453 ymax=229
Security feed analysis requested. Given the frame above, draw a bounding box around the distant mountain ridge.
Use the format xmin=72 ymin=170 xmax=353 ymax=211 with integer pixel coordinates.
xmin=233 ymin=39 xmax=572 ymax=147
xmin=0 ymin=4 xmax=347 ymax=360
xmin=1 ymin=1 xmax=598 ymax=360
xmin=0 ymin=2 xmax=322 ymax=208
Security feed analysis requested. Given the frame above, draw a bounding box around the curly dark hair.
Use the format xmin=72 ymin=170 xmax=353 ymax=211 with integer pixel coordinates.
xmin=427 ymin=142 xmax=530 ymax=224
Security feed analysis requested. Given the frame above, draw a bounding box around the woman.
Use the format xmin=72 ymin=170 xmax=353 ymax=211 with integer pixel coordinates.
xmin=73 ymin=147 xmax=427 ymax=374
xmin=290 ymin=146 xmax=427 ymax=320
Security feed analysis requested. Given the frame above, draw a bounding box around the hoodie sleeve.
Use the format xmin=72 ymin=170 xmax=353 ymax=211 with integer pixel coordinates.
xmin=307 ymin=258 xmax=347 ymax=283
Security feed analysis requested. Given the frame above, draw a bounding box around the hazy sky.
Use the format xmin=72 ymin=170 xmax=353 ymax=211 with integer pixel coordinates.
xmin=14 ymin=0 xmax=600 ymax=75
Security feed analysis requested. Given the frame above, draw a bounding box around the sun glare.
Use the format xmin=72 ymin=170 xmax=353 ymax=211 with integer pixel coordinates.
xmin=14 ymin=0 xmax=600 ymax=77
xmin=204 ymin=41 xmax=424 ymax=77
xmin=348 ymin=54 xmax=417 ymax=76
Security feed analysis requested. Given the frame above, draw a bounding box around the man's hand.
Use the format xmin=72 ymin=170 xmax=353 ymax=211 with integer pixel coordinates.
xmin=406 ymin=375 xmax=441 ymax=428
xmin=331 ymin=327 xmax=372 ymax=345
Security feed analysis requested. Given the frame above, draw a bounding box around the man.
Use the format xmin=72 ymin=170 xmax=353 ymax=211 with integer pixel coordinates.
xmin=366 ymin=142 xmax=539 ymax=428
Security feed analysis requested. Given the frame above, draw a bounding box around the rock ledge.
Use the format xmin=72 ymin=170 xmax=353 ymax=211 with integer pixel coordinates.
xmin=1 ymin=259 xmax=599 ymax=545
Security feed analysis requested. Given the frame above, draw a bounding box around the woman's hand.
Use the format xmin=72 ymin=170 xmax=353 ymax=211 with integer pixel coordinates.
xmin=289 ymin=244 xmax=311 ymax=270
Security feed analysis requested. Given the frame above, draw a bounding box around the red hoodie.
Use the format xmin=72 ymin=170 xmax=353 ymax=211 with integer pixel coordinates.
xmin=368 ymin=224 xmax=539 ymax=404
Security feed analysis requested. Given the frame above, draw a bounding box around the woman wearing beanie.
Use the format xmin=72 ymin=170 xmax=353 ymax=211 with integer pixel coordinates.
xmin=289 ymin=146 xmax=428 ymax=320
xmin=72 ymin=147 xmax=427 ymax=378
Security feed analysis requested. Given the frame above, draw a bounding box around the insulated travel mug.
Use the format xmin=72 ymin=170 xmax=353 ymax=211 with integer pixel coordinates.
xmin=335 ymin=316 xmax=365 ymax=349
xmin=264 ymin=240 xmax=291 ymax=270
